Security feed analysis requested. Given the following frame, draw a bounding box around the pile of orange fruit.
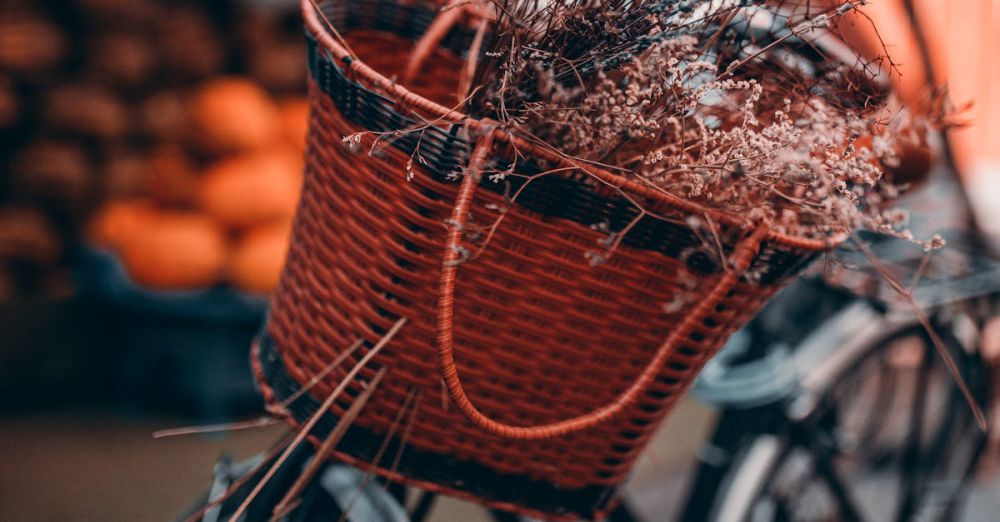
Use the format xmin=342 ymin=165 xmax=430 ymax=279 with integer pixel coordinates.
xmin=89 ymin=77 xmax=308 ymax=294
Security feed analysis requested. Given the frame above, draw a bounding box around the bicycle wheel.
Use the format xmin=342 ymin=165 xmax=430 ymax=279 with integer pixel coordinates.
xmin=709 ymin=312 xmax=991 ymax=522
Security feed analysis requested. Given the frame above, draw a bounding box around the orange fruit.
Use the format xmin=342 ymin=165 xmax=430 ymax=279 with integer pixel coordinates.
xmin=228 ymin=221 xmax=292 ymax=294
xmin=278 ymin=97 xmax=309 ymax=152
xmin=88 ymin=199 xmax=159 ymax=251
xmin=118 ymin=211 xmax=227 ymax=290
xmin=188 ymin=77 xmax=279 ymax=153
xmin=198 ymin=151 xmax=302 ymax=229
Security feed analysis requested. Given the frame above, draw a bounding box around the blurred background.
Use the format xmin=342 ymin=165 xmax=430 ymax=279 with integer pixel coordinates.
xmin=0 ymin=0 xmax=305 ymax=412
xmin=0 ymin=0 xmax=997 ymax=521
xmin=0 ymin=0 xmax=308 ymax=518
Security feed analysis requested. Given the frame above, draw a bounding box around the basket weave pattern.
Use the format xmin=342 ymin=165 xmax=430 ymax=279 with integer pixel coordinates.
xmin=255 ymin=0 xmax=834 ymax=518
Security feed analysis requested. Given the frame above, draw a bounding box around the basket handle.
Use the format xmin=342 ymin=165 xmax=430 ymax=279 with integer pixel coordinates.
xmin=403 ymin=1 xmax=470 ymax=84
xmin=436 ymin=133 xmax=770 ymax=440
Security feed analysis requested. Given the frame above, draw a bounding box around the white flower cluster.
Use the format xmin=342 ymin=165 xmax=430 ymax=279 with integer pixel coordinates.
xmin=519 ymin=30 xmax=917 ymax=242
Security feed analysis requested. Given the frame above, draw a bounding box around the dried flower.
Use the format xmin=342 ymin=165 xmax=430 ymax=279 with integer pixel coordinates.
xmin=463 ymin=0 xmax=924 ymax=243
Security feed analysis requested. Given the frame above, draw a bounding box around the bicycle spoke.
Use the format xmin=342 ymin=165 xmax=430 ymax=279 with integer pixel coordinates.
xmin=894 ymin=334 xmax=933 ymax=522
xmin=812 ymin=448 xmax=864 ymax=522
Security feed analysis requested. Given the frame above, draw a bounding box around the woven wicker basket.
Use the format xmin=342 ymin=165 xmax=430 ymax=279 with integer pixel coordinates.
xmin=253 ymin=0 xmax=841 ymax=519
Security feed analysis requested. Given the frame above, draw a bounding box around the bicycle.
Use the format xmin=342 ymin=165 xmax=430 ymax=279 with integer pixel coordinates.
xmin=676 ymin=0 xmax=1000 ymax=517
xmin=184 ymin=2 xmax=1000 ymax=520
xmin=682 ymin=234 xmax=998 ymax=521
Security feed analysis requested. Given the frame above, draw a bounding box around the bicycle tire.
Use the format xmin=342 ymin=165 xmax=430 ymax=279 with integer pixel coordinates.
xmin=707 ymin=310 xmax=991 ymax=522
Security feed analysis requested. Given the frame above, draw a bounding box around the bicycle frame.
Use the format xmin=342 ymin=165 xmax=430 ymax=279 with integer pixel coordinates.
xmin=681 ymin=280 xmax=994 ymax=522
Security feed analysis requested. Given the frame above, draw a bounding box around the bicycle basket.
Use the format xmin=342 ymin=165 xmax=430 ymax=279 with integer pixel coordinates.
xmin=253 ymin=0 xmax=842 ymax=519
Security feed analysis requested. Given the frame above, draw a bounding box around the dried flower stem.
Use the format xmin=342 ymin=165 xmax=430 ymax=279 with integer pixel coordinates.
xmin=271 ymin=368 xmax=387 ymax=519
xmin=227 ymin=317 xmax=407 ymax=522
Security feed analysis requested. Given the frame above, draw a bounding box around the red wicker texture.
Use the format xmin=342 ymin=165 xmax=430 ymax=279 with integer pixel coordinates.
xmin=436 ymin=131 xmax=774 ymax=440
xmin=258 ymin=1 xmax=850 ymax=515
xmin=252 ymin=342 xmax=603 ymax=522
xmin=268 ymin=28 xmax=783 ymax=494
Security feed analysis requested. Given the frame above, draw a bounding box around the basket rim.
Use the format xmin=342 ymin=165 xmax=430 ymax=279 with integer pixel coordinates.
xmin=301 ymin=0 xmax=848 ymax=252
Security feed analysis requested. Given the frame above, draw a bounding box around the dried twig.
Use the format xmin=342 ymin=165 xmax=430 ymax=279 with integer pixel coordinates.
xmin=270 ymin=368 xmax=388 ymax=519
xmin=853 ymin=238 xmax=988 ymax=430
xmin=336 ymin=388 xmax=420 ymax=522
xmin=182 ymin=432 xmax=294 ymax=522
xmin=227 ymin=318 xmax=408 ymax=522
xmin=273 ymin=338 xmax=366 ymax=413
xmin=153 ymin=417 xmax=279 ymax=439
